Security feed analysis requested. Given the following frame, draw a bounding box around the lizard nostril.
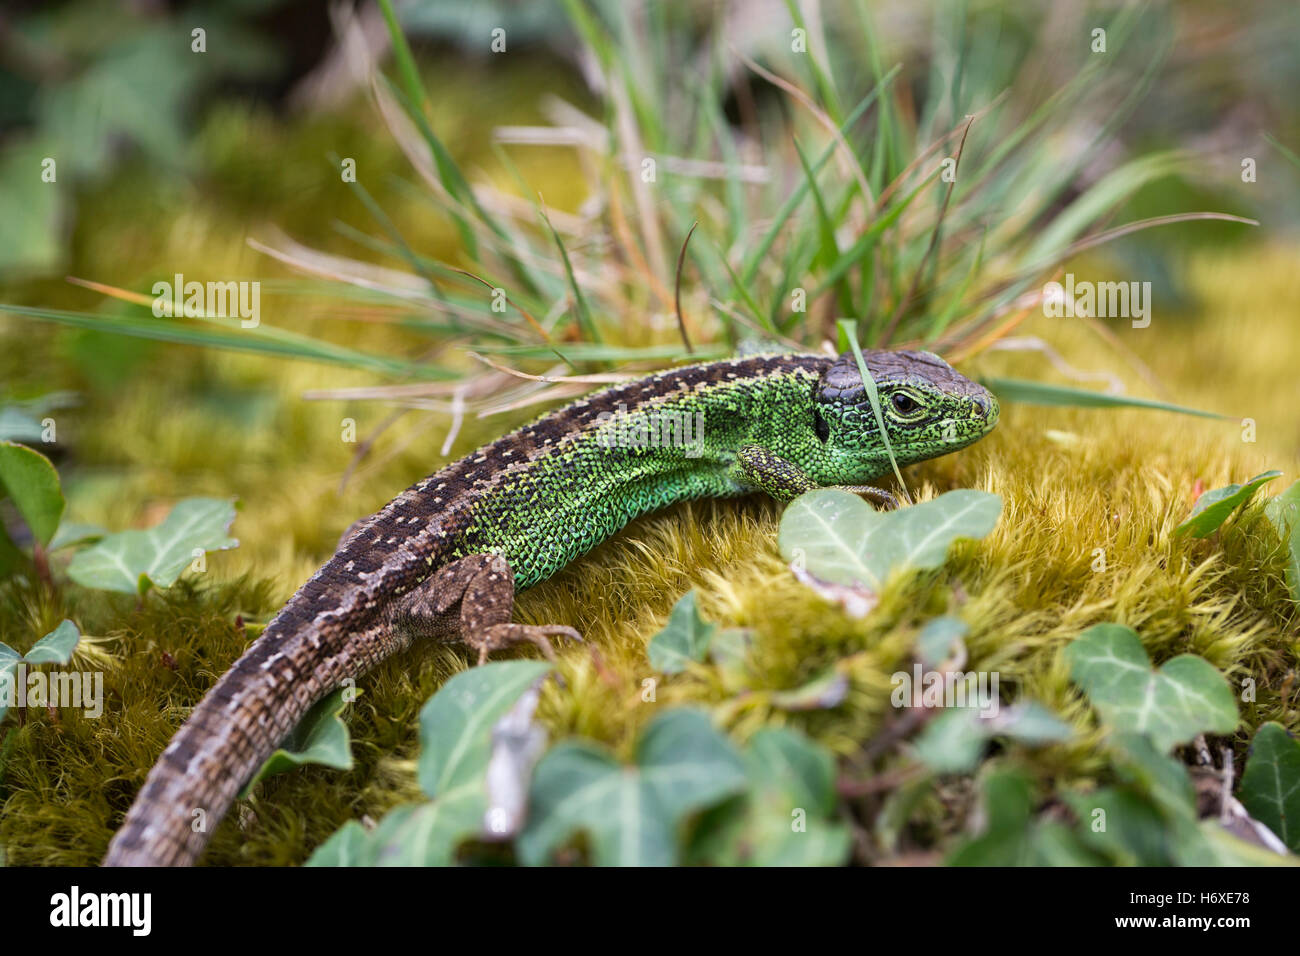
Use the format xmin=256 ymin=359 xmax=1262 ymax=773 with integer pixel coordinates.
xmin=972 ymin=395 xmax=989 ymax=418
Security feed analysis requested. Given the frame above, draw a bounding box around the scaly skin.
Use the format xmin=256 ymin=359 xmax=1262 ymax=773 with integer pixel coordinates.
xmin=104 ymin=348 xmax=997 ymax=865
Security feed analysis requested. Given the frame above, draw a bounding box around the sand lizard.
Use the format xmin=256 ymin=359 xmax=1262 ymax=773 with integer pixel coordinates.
xmin=104 ymin=348 xmax=998 ymax=865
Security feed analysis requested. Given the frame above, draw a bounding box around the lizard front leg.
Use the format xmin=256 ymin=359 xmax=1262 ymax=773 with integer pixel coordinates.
xmin=733 ymin=444 xmax=898 ymax=508
xmin=388 ymin=553 xmax=582 ymax=665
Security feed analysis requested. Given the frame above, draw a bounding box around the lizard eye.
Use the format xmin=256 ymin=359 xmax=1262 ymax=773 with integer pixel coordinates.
xmin=890 ymin=391 xmax=920 ymax=416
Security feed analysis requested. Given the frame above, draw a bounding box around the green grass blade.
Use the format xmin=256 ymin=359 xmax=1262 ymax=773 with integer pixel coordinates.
xmin=984 ymin=378 xmax=1227 ymax=419
xmin=2 ymin=304 xmax=445 ymax=377
xmin=841 ymin=319 xmax=910 ymax=503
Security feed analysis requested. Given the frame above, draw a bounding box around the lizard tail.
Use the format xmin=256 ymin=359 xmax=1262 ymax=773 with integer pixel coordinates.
xmin=103 ymin=619 xmax=404 ymax=866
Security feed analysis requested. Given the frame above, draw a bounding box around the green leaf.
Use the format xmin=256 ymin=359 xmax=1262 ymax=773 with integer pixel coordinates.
xmin=1109 ymin=732 xmax=1198 ymax=820
xmin=913 ymin=702 xmax=1072 ymax=773
xmin=647 ymin=591 xmax=716 ymax=674
xmin=418 ymin=659 xmax=552 ymax=802
xmin=66 ymin=497 xmax=239 ymax=594
xmin=779 ymin=489 xmax=1002 ymax=593
xmin=0 ymin=441 xmax=65 ymax=546
xmin=1064 ymin=786 xmax=1174 ymax=866
xmin=914 ymin=709 xmax=989 ymax=774
xmin=947 ymin=768 xmax=1036 ymax=865
xmin=47 ymin=522 xmax=107 ymax=552
xmin=1264 ymin=480 xmax=1300 ymax=602
xmin=519 ymin=708 xmax=747 ymax=866
xmin=874 ymin=772 xmax=935 ymax=854
xmin=1065 ymin=623 xmax=1237 ymax=751
xmin=306 ymin=660 xmax=552 ymax=866
xmin=917 ymin=616 xmax=967 ymax=667
xmin=0 ymin=141 xmax=65 ymax=274
xmin=24 ymin=620 xmax=79 ymax=665
xmin=735 ymin=728 xmax=850 ymax=866
xmin=948 ymin=767 xmax=1102 ymax=867
xmin=303 ymin=821 xmax=371 ymax=868
xmin=984 ymin=377 xmax=1226 ymax=419
xmin=1174 ymin=470 xmax=1281 ymax=538
xmin=241 ymin=688 xmax=354 ymax=797
xmin=1239 ymin=722 xmax=1300 ymax=852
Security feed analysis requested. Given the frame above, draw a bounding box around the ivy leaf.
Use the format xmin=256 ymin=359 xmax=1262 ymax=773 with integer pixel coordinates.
xmin=1065 ymin=623 xmax=1237 ymax=752
xmin=1109 ymin=732 xmax=1198 ymax=818
xmin=647 ymin=590 xmax=716 ymax=674
xmin=710 ymin=627 xmax=753 ymax=692
xmin=519 ymin=708 xmax=746 ymax=866
xmin=304 ymin=820 xmax=370 ymax=867
xmin=24 ymin=620 xmax=79 ymax=665
xmin=913 ymin=702 xmax=1073 ymax=773
xmin=1174 ymin=470 xmax=1281 ymax=538
xmin=736 ymin=728 xmax=850 ymax=866
xmin=306 ymin=660 xmax=551 ymax=866
xmin=1239 ymin=722 xmax=1300 ymax=852
xmin=241 ymin=687 xmax=354 ymax=798
xmin=1264 ymin=480 xmax=1300 ymax=603
xmin=779 ymin=489 xmax=1001 ymax=594
xmin=917 ymin=616 xmax=967 ymax=667
xmin=1077 ymin=733 xmax=1288 ymax=866
xmin=693 ymin=727 xmax=851 ymax=866
xmin=66 ymin=497 xmax=239 ymax=594
xmin=47 ymin=522 xmax=107 ymax=552
xmin=0 ymin=441 xmax=65 ymax=546
xmin=948 ymin=768 xmax=1103 ymax=867
xmin=1064 ymin=787 xmax=1174 ymax=865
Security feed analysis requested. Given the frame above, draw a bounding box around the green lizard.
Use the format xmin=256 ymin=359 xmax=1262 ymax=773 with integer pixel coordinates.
xmin=104 ymin=347 xmax=998 ymax=865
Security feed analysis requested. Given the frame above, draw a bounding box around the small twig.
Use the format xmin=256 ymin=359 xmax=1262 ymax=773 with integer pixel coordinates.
xmin=673 ymin=222 xmax=699 ymax=355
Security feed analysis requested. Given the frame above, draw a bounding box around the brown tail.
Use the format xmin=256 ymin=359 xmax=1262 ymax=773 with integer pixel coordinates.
xmin=104 ymin=620 xmax=403 ymax=866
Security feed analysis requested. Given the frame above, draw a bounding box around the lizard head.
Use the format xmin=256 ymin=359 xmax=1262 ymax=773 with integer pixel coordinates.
xmin=812 ymin=349 xmax=998 ymax=475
